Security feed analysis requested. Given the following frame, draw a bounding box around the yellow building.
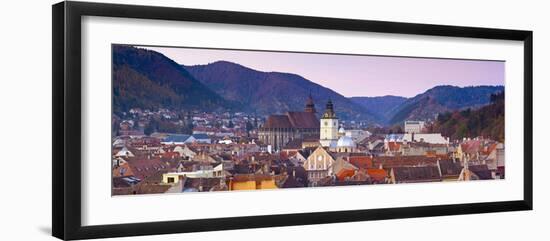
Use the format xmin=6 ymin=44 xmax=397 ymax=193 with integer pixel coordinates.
xmin=229 ymin=174 xmax=278 ymax=190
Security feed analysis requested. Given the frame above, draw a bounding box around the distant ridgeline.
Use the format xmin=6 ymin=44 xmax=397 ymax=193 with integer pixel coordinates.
xmin=112 ymin=45 xmax=234 ymax=114
xmin=426 ymin=91 xmax=505 ymax=142
xmin=112 ymin=45 xmax=504 ymax=126
xmin=182 ymin=61 xmax=380 ymax=123
xmin=351 ymin=85 xmax=504 ymax=125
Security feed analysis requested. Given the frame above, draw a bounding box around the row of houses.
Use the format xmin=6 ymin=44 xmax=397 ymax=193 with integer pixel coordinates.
xmin=299 ymin=145 xmax=501 ymax=187
xmin=112 ymin=130 xmax=504 ymax=195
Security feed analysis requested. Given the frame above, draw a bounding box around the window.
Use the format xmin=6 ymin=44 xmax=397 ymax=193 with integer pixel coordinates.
xmin=167 ymin=177 xmax=175 ymax=183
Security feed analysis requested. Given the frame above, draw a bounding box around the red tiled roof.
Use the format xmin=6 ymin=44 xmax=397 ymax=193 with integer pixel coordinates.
xmin=392 ymin=166 xmax=441 ymax=182
xmin=112 ymin=182 xmax=171 ymax=195
xmin=125 ymin=157 xmax=174 ymax=180
xmin=366 ymin=169 xmax=387 ymax=182
xmin=262 ymin=112 xmax=319 ymax=129
xmin=350 ymin=171 xmax=369 ymax=182
xmin=336 ymin=168 xmax=356 ymax=181
xmin=373 ymin=156 xmax=439 ymax=169
xmin=425 ymin=150 xmax=437 ymax=157
xmin=263 ymin=115 xmax=292 ymax=128
xmin=286 ymin=112 xmax=319 ymax=129
xmin=161 ymin=152 xmax=180 ymax=159
xmin=280 ymin=151 xmax=300 ymax=160
xmin=387 ymin=142 xmax=401 ymax=152
xmin=348 ymin=156 xmax=373 ymax=169
xmin=461 ymin=140 xmax=482 ymax=154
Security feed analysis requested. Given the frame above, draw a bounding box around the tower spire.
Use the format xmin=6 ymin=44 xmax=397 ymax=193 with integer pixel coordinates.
xmin=322 ymin=99 xmax=336 ymax=119
xmin=304 ymin=92 xmax=316 ymax=113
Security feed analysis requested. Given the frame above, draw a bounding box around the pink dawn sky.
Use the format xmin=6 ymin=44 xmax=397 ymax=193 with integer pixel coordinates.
xmin=142 ymin=45 xmax=504 ymax=98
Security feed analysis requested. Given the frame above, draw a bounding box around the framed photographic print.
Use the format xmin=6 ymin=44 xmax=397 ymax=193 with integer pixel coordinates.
xmin=52 ymin=1 xmax=533 ymax=240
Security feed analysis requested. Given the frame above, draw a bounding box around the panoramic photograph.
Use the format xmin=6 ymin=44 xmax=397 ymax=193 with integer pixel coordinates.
xmin=111 ymin=44 xmax=505 ymax=195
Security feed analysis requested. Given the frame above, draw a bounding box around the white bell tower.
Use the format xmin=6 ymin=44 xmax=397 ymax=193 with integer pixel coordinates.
xmin=319 ymin=99 xmax=339 ymax=147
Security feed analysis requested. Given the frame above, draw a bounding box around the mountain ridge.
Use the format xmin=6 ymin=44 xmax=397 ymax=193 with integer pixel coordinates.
xmin=350 ymin=95 xmax=407 ymax=123
xmin=183 ymin=61 xmax=382 ymax=123
xmin=427 ymin=91 xmax=505 ymax=141
xmin=386 ymin=85 xmax=504 ymax=124
xmin=112 ymin=45 xmax=234 ymax=114
xmin=112 ymin=46 xmax=504 ymax=127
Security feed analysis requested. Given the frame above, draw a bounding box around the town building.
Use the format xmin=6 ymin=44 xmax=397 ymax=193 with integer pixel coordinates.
xmin=115 ymin=146 xmax=135 ymax=158
xmin=303 ymin=146 xmax=336 ymax=186
xmin=404 ymin=120 xmax=425 ymax=133
xmin=228 ymin=174 xmax=279 ymax=190
xmin=173 ymin=145 xmax=197 ymax=159
xmin=437 ymin=159 xmax=463 ymax=181
xmin=162 ymin=170 xmax=215 ymax=184
xmin=161 ymin=133 xmax=213 ymax=145
xmin=385 ymin=133 xmax=449 ymax=145
xmin=335 ymin=133 xmax=357 ymax=153
xmin=458 ymin=164 xmax=494 ymax=181
xmin=258 ymin=95 xmax=320 ymax=151
xmin=389 ymin=166 xmax=442 ymax=184
xmin=319 ymin=99 xmax=339 ymax=148
xmin=345 ymin=129 xmax=372 ymax=142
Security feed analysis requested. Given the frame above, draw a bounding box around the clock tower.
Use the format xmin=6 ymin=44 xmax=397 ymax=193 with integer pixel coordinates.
xmin=319 ymin=99 xmax=339 ymax=147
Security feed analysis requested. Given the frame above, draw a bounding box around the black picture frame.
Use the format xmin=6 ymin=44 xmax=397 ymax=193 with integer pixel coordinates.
xmin=52 ymin=1 xmax=533 ymax=240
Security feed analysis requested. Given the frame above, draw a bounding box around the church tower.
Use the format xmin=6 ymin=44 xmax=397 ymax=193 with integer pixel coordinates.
xmin=319 ymin=99 xmax=339 ymax=147
xmin=304 ymin=94 xmax=317 ymax=113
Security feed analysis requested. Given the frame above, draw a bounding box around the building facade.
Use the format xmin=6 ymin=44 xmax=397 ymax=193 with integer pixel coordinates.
xmin=303 ymin=146 xmax=336 ymax=186
xmin=319 ymin=99 xmax=339 ymax=147
xmin=258 ymin=95 xmax=320 ymax=151
xmin=404 ymin=120 xmax=425 ymax=134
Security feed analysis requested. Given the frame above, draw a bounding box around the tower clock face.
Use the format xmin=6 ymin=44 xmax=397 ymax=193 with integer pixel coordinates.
xmin=324 ymin=121 xmax=328 ymax=126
